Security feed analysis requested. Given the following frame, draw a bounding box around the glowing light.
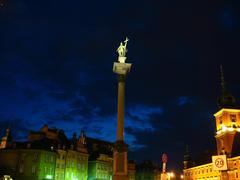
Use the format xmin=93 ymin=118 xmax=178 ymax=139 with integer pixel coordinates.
xmin=167 ymin=172 xmax=175 ymax=178
xmin=170 ymin=172 xmax=174 ymax=177
xmin=180 ymin=174 xmax=184 ymax=179
xmin=222 ymin=125 xmax=227 ymax=132
xmin=3 ymin=175 xmax=12 ymax=180
xmin=228 ymin=127 xmax=234 ymax=131
xmin=46 ymin=175 xmax=52 ymax=179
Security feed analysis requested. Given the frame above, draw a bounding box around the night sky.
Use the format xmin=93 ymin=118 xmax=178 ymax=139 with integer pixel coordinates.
xmin=1 ymin=0 xmax=240 ymax=171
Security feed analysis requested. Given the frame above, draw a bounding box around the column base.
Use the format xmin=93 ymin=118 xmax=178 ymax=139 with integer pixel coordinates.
xmin=112 ymin=175 xmax=129 ymax=180
xmin=113 ymin=141 xmax=128 ymax=178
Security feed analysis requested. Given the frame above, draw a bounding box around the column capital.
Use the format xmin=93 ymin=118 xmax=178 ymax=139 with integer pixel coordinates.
xmin=118 ymin=75 xmax=126 ymax=82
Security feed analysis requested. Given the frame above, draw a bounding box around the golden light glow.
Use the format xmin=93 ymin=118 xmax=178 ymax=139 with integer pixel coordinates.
xmin=216 ymin=125 xmax=240 ymax=135
xmin=167 ymin=172 xmax=175 ymax=178
xmin=214 ymin=108 xmax=240 ymax=117
xmin=222 ymin=125 xmax=227 ymax=132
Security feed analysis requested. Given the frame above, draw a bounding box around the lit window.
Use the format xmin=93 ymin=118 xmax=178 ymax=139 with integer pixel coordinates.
xmin=219 ymin=116 xmax=223 ymax=124
xmin=230 ymin=114 xmax=237 ymax=122
xmin=19 ymin=165 xmax=24 ymax=173
xmin=32 ymin=166 xmax=36 ymax=174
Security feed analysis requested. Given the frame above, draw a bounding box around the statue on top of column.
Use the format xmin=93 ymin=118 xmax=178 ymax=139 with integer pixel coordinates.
xmin=117 ymin=37 xmax=129 ymax=58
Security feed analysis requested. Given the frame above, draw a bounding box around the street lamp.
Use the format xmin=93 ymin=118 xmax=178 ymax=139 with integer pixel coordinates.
xmin=167 ymin=172 xmax=175 ymax=180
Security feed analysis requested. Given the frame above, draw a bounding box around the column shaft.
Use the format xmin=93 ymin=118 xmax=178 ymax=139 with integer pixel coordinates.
xmin=117 ymin=75 xmax=125 ymax=141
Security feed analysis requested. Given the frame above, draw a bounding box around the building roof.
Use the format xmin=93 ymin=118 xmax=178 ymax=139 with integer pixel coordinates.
xmin=86 ymin=137 xmax=113 ymax=160
xmin=1 ymin=138 xmax=56 ymax=153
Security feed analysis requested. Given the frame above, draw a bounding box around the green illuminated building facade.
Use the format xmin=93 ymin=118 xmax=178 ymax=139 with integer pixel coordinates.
xmin=0 ymin=125 xmax=135 ymax=180
xmin=0 ymin=141 xmax=57 ymax=180
xmin=86 ymin=137 xmax=114 ymax=180
xmin=88 ymin=154 xmax=113 ymax=180
xmin=28 ymin=126 xmax=89 ymax=180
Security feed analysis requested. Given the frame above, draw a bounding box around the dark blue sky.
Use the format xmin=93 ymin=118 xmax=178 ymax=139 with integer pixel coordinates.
xmin=0 ymin=0 xmax=240 ymax=170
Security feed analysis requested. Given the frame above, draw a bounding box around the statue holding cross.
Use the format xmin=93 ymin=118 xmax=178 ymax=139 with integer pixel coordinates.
xmin=117 ymin=37 xmax=129 ymax=58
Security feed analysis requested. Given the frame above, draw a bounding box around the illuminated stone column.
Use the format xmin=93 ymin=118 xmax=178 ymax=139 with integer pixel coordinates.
xmin=112 ymin=38 xmax=131 ymax=180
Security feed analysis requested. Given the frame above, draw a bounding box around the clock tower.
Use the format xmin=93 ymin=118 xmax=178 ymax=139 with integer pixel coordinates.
xmin=214 ymin=66 xmax=240 ymax=157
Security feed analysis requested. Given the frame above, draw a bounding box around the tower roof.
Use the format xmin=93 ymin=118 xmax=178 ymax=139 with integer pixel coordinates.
xmin=183 ymin=145 xmax=191 ymax=161
xmin=217 ymin=66 xmax=237 ymax=110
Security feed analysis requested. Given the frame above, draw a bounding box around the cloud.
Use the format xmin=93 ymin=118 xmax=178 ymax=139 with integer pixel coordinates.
xmin=128 ymin=105 xmax=163 ymax=121
xmin=37 ymin=101 xmax=164 ymax=150
xmin=177 ymin=96 xmax=193 ymax=106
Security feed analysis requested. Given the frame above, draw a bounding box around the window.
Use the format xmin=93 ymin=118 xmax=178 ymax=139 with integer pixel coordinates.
xmin=230 ymin=114 xmax=237 ymax=122
xmin=33 ymin=153 xmax=38 ymax=161
xmin=219 ymin=116 xmax=223 ymax=124
xmin=32 ymin=166 xmax=36 ymax=174
xmin=19 ymin=165 xmax=24 ymax=173
xmin=50 ymin=155 xmax=54 ymax=162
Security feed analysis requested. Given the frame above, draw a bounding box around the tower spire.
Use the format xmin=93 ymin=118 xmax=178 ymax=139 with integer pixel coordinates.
xmin=183 ymin=145 xmax=191 ymax=169
xmin=220 ymin=65 xmax=227 ymax=94
xmin=217 ymin=65 xmax=236 ymax=109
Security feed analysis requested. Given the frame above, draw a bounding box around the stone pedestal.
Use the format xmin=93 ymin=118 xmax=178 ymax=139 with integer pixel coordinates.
xmin=113 ymin=141 xmax=129 ymax=180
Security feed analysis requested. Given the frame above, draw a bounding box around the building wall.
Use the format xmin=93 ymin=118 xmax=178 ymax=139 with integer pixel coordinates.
xmin=128 ymin=162 xmax=136 ymax=180
xmin=184 ymin=108 xmax=240 ymax=180
xmin=64 ymin=150 xmax=88 ymax=180
xmin=184 ymin=162 xmax=220 ymax=180
xmin=0 ymin=149 xmax=57 ymax=180
xmin=55 ymin=149 xmax=67 ymax=180
xmin=214 ymin=109 xmax=240 ymax=155
xmin=88 ymin=154 xmax=113 ymax=180
xmin=183 ymin=156 xmax=240 ymax=180
xmin=0 ymin=150 xmax=19 ymax=177
xmin=88 ymin=162 xmax=97 ymax=180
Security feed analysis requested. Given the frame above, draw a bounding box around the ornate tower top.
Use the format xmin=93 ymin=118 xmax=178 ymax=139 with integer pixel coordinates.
xmin=0 ymin=128 xmax=12 ymax=149
xmin=217 ymin=65 xmax=236 ymax=110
